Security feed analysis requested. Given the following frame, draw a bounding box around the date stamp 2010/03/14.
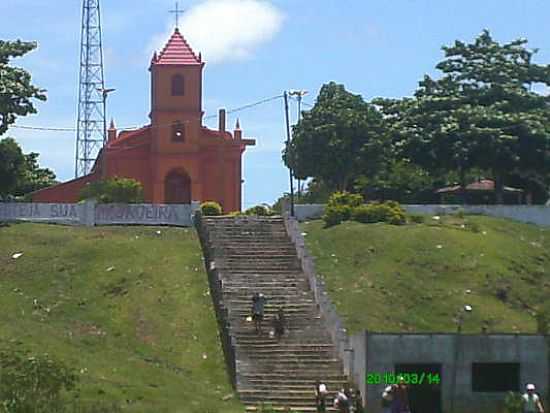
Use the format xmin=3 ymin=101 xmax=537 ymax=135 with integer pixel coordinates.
xmin=366 ymin=372 xmax=441 ymax=385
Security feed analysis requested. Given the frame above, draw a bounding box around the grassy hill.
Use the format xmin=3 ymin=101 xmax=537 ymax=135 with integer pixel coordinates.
xmin=0 ymin=223 xmax=243 ymax=413
xmin=301 ymin=214 xmax=550 ymax=334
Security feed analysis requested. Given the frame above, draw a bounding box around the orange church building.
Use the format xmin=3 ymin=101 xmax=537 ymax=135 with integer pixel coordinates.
xmin=33 ymin=28 xmax=255 ymax=212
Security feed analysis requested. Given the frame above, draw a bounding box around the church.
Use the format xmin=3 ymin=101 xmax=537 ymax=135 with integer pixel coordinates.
xmin=33 ymin=28 xmax=255 ymax=212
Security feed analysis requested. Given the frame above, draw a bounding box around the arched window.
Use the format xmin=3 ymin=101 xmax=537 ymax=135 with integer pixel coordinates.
xmin=171 ymin=74 xmax=185 ymax=96
xmin=172 ymin=121 xmax=185 ymax=142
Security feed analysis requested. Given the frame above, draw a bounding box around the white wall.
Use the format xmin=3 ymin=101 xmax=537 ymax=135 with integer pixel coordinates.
xmin=290 ymin=203 xmax=550 ymax=227
xmin=0 ymin=201 xmax=200 ymax=227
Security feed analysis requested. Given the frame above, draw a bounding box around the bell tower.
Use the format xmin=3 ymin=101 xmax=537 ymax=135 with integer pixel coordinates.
xmin=149 ymin=28 xmax=205 ymax=151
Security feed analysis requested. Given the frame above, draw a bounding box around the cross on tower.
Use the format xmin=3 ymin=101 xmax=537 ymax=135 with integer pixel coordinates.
xmin=169 ymin=2 xmax=185 ymax=29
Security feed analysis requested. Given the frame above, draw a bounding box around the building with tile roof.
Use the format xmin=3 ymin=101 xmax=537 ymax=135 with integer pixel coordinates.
xmin=33 ymin=28 xmax=255 ymax=212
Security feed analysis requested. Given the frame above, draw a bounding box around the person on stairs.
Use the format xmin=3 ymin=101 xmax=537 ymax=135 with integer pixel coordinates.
xmin=273 ymin=307 xmax=286 ymax=340
xmin=392 ymin=376 xmax=411 ymax=413
xmin=251 ymin=292 xmax=267 ymax=334
xmin=381 ymin=385 xmax=394 ymax=413
xmin=334 ymin=388 xmax=350 ymax=413
xmin=315 ymin=380 xmax=328 ymax=413
xmin=353 ymin=388 xmax=364 ymax=413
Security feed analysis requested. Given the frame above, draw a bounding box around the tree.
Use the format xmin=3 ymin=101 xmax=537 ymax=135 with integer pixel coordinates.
xmin=0 ymin=40 xmax=46 ymax=135
xmin=16 ymin=152 xmax=57 ymax=195
xmin=354 ymin=159 xmax=437 ymax=203
xmin=79 ymin=177 xmax=144 ymax=203
xmin=0 ymin=137 xmax=26 ymax=197
xmin=0 ymin=138 xmax=56 ymax=198
xmin=377 ymin=31 xmax=550 ymax=203
xmin=283 ymin=82 xmax=387 ymax=192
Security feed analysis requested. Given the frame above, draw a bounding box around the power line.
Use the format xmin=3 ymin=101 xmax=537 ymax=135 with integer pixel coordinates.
xmin=10 ymin=94 xmax=284 ymax=134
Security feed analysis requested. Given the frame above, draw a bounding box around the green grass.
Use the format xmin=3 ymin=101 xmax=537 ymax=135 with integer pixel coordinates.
xmin=301 ymin=215 xmax=550 ymax=334
xmin=0 ymin=223 xmax=243 ymax=413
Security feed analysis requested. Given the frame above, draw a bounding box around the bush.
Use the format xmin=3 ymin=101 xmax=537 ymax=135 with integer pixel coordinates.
xmin=201 ymin=201 xmax=222 ymax=216
xmin=323 ymin=204 xmax=352 ymax=227
xmin=0 ymin=348 xmax=78 ymax=412
xmin=327 ymin=191 xmax=363 ymax=208
xmin=387 ymin=208 xmax=407 ymax=225
xmin=244 ymin=205 xmax=273 ymax=216
xmin=350 ymin=201 xmax=406 ymax=225
xmin=351 ymin=204 xmax=380 ymax=223
xmin=408 ymin=214 xmax=425 ymax=224
xmin=504 ymin=391 xmax=523 ymax=413
xmin=79 ymin=177 xmax=144 ymax=203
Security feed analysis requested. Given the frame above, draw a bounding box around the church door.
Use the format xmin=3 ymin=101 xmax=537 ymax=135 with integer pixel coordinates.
xmin=164 ymin=170 xmax=191 ymax=204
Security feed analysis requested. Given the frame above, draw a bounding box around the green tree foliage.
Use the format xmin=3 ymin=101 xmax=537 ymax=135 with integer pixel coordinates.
xmin=284 ymin=82 xmax=387 ymax=191
xmin=15 ymin=152 xmax=57 ymax=195
xmin=0 ymin=137 xmax=25 ymax=197
xmin=0 ymin=348 xmax=77 ymax=412
xmin=376 ymin=30 xmax=550 ymax=203
xmin=79 ymin=177 xmax=144 ymax=203
xmin=0 ymin=138 xmax=56 ymax=198
xmin=355 ymin=160 xmax=436 ymax=204
xmin=0 ymin=40 xmax=46 ymax=135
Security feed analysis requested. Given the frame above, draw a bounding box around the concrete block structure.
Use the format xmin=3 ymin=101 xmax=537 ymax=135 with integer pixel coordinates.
xmin=351 ymin=332 xmax=548 ymax=413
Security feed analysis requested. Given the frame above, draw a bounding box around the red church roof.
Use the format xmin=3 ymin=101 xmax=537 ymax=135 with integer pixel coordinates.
xmin=154 ymin=28 xmax=201 ymax=65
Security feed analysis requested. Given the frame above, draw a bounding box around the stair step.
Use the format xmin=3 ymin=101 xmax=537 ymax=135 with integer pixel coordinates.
xmin=200 ymin=216 xmax=349 ymax=411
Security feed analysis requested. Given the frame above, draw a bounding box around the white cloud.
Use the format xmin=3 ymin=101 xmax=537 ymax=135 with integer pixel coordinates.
xmin=150 ymin=0 xmax=284 ymax=64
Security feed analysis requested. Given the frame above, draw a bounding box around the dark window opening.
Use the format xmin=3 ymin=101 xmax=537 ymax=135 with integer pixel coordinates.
xmin=395 ymin=363 xmax=442 ymax=413
xmin=472 ymin=363 xmax=520 ymax=392
xmin=171 ymin=74 xmax=185 ymax=96
xmin=172 ymin=122 xmax=185 ymax=142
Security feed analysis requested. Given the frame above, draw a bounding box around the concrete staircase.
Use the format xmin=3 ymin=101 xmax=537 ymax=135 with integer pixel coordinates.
xmin=199 ymin=216 xmax=348 ymax=412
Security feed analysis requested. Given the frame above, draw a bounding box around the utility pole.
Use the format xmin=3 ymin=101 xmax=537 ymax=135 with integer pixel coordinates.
xmin=283 ymin=91 xmax=295 ymax=217
xmin=98 ymin=87 xmax=115 ymax=178
xmin=289 ymin=90 xmax=308 ymax=196
xmin=75 ymin=0 xmax=107 ymax=177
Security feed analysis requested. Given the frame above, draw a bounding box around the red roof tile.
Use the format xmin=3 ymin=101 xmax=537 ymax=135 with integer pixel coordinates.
xmin=154 ymin=29 xmax=201 ymax=65
xmin=436 ymin=179 xmax=523 ymax=193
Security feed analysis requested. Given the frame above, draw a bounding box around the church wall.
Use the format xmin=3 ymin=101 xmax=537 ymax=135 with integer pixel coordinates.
xmin=104 ymin=145 xmax=153 ymax=201
xmin=32 ymin=173 xmax=99 ymax=203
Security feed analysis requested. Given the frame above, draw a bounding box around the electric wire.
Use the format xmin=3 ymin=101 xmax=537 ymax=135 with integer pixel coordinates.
xmin=10 ymin=94 xmax=285 ymax=133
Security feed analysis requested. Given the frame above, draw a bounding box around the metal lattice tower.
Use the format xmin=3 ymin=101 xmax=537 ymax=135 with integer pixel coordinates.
xmin=75 ymin=0 xmax=105 ymax=177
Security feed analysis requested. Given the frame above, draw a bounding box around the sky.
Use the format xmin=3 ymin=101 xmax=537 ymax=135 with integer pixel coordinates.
xmin=1 ymin=0 xmax=550 ymax=208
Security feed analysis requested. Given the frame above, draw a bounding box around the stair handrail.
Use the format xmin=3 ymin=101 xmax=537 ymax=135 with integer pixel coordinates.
xmin=194 ymin=211 xmax=240 ymax=389
xmin=283 ymin=213 xmax=355 ymax=380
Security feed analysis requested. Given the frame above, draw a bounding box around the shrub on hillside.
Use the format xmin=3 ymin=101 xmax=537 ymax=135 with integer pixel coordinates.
xmin=351 ymin=201 xmax=406 ymax=225
xmin=323 ymin=191 xmax=363 ymax=227
xmin=351 ymin=204 xmax=380 ymax=223
xmin=0 ymin=348 xmax=77 ymax=412
xmin=79 ymin=177 xmax=144 ymax=203
xmin=244 ymin=205 xmax=273 ymax=216
xmin=200 ymin=201 xmax=222 ymax=216
xmin=327 ymin=191 xmax=363 ymax=208
xmin=323 ymin=204 xmax=352 ymax=227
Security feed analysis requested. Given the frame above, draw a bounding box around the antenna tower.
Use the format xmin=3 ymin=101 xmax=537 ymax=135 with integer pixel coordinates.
xmin=75 ymin=0 xmax=105 ymax=177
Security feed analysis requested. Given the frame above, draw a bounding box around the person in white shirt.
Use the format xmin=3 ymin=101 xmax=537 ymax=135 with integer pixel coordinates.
xmin=522 ymin=383 xmax=545 ymax=413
